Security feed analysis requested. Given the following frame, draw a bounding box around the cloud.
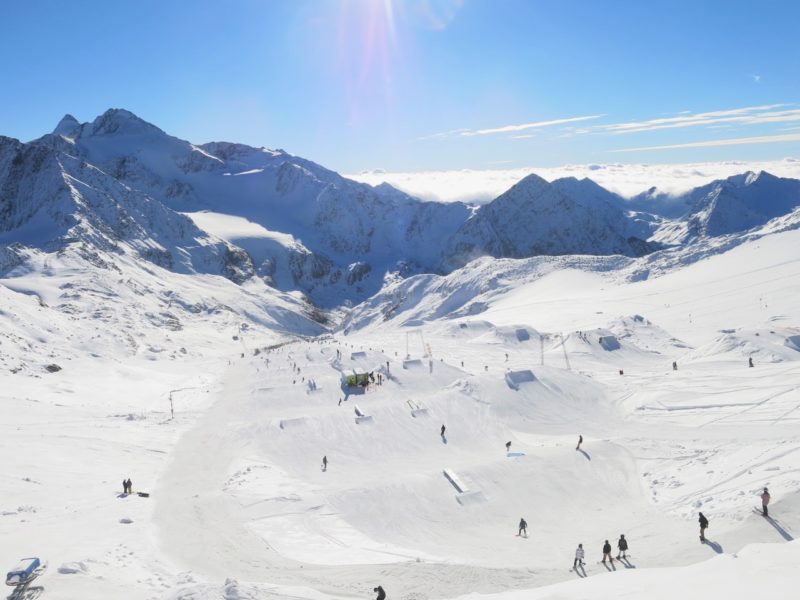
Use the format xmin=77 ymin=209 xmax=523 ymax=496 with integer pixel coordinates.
xmin=611 ymin=133 xmax=800 ymax=153
xmin=751 ymin=74 xmax=762 ymax=83
xmin=600 ymin=104 xmax=800 ymax=134
xmin=509 ymin=134 xmax=535 ymax=139
xmin=346 ymin=158 xmax=800 ymax=203
xmin=421 ymin=115 xmax=603 ymax=140
xmin=461 ymin=115 xmax=603 ymax=136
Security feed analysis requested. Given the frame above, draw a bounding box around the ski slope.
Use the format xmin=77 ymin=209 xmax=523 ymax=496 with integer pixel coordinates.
xmin=1 ymin=223 xmax=800 ymax=600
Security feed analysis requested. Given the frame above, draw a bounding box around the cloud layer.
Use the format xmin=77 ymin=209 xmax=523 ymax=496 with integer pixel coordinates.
xmin=348 ymin=158 xmax=800 ymax=204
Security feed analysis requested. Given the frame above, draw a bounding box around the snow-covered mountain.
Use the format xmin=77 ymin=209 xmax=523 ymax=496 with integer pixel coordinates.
xmin=34 ymin=109 xmax=471 ymax=305
xmin=637 ymin=171 xmax=800 ymax=245
xmin=4 ymin=108 xmax=800 ymax=316
xmin=442 ymin=174 xmax=658 ymax=270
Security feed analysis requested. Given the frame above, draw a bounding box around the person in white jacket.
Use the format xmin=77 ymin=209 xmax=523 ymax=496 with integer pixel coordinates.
xmin=573 ymin=543 xmax=585 ymax=569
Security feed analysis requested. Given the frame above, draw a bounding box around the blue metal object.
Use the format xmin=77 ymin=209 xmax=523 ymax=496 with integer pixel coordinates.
xmin=6 ymin=557 xmax=42 ymax=587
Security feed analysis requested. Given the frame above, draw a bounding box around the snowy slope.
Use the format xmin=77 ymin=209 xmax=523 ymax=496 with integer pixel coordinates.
xmin=4 ymin=108 xmax=800 ymax=600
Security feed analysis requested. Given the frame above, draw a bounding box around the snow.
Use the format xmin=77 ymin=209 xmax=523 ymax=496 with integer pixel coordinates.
xmin=2 ymin=109 xmax=800 ymax=600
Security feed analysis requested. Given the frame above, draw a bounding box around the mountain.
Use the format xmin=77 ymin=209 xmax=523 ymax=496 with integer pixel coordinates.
xmin=0 ymin=134 xmax=252 ymax=281
xmin=442 ymin=174 xmax=657 ymax=270
xmin=4 ymin=108 xmax=800 ymax=316
xmin=635 ymin=171 xmax=800 ymax=245
xmin=34 ymin=109 xmax=471 ymax=305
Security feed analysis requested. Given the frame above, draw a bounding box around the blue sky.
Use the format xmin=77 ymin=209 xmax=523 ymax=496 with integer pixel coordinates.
xmin=0 ymin=0 xmax=798 ymax=172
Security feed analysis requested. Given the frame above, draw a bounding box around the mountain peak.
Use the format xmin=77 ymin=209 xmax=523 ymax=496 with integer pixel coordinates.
xmin=53 ymin=114 xmax=80 ymax=137
xmin=88 ymin=108 xmax=163 ymax=137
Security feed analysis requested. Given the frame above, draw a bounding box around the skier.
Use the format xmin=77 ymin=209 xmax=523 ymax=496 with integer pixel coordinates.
xmin=749 ymin=357 xmax=754 ymax=368
xmin=573 ymin=543 xmax=585 ymax=569
xmin=616 ymin=534 xmax=628 ymax=559
xmin=576 ymin=435 xmax=583 ymax=451
xmin=518 ymin=518 xmax=528 ymax=537
xmin=672 ymin=361 xmax=678 ymax=371
xmin=698 ymin=512 xmax=709 ymax=542
xmin=373 ymin=586 xmax=386 ymax=600
xmin=602 ymin=540 xmax=613 ymax=563
xmin=338 ymin=398 xmax=342 ymax=406
xmin=761 ymin=487 xmax=771 ymax=517
xmin=505 ymin=441 xmax=512 ymax=452
xmin=322 ymin=456 xmax=328 ymax=471
xmin=127 ymin=478 xmax=133 ymax=494
xmin=440 ymin=424 xmax=446 ymax=438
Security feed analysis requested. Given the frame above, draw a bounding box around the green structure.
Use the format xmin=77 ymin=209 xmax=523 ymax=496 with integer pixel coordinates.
xmin=341 ymin=369 xmax=370 ymax=387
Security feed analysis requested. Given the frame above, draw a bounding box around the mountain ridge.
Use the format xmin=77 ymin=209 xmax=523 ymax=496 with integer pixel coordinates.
xmin=2 ymin=108 xmax=800 ymax=312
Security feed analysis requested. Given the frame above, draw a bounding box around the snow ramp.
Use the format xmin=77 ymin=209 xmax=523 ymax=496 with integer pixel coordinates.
xmin=505 ymin=369 xmax=536 ymax=390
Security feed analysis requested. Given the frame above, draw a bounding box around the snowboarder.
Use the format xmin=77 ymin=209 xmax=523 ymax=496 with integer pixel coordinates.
xmin=505 ymin=441 xmax=512 ymax=452
xmin=338 ymin=398 xmax=342 ymax=406
xmin=616 ymin=534 xmax=628 ymax=559
xmin=699 ymin=512 xmax=709 ymax=542
xmin=440 ymin=424 xmax=446 ymax=438
xmin=373 ymin=586 xmax=386 ymax=600
xmin=761 ymin=487 xmax=771 ymax=517
xmin=573 ymin=543 xmax=585 ymax=568
xmin=322 ymin=456 xmax=328 ymax=471
xmin=749 ymin=357 xmax=754 ymax=368
xmin=576 ymin=435 xmax=583 ymax=451
xmin=602 ymin=540 xmax=613 ymax=563
xmin=518 ymin=518 xmax=528 ymax=537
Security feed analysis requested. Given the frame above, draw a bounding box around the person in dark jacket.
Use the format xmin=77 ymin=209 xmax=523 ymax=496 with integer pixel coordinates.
xmin=505 ymin=441 xmax=512 ymax=452
xmin=602 ymin=540 xmax=613 ymax=563
xmin=699 ymin=512 xmax=709 ymax=541
xmin=322 ymin=456 xmax=328 ymax=471
xmin=616 ymin=534 xmax=628 ymax=559
xmin=440 ymin=424 xmax=446 ymax=437
xmin=518 ymin=518 xmax=528 ymax=537
xmin=576 ymin=435 xmax=583 ymax=451
xmin=373 ymin=586 xmax=386 ymax=600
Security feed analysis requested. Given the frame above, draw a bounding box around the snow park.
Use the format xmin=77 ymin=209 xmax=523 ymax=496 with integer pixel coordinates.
xmin=1 ymin=2 xmax=800 ymax=600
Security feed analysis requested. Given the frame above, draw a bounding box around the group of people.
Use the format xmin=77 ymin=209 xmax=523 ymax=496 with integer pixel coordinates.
xmin=570 ymin=536 xmax=628 ymax=569
xmin=121 ymin=478 xmax=133 ymax=494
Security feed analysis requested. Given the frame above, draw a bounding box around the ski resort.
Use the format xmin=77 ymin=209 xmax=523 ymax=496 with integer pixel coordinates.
xmin=2 ymin=1 xmax=800 ymax=600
